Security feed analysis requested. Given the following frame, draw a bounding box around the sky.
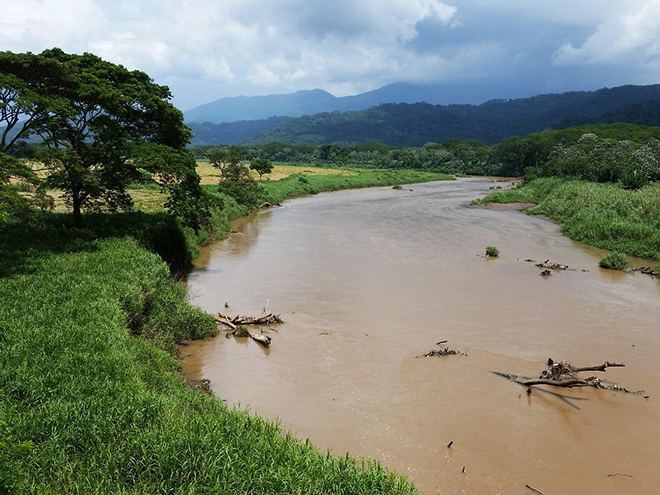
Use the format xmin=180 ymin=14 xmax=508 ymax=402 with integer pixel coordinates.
xmin=2 ymin=0 xmax=660 ymax=111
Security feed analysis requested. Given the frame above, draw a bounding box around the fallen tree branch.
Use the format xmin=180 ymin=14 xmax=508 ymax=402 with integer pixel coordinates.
xmin=218 ymin=312 xmax=284 ymax=326
xmin=526 ymin=484 xmax=545 ymax=495
xmin=629 ymin=266 xmax=660 ymax=278
xmin=247 ymin=330 xmax=271 ymax=348
xmin=494 ymin=359 xmax=645 ymax=395
xmin=213 ymin=313 xmax=237 ymax=330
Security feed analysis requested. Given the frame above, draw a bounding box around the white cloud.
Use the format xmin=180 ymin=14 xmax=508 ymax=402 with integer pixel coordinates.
xmin=2 ymin=0 xmax=658 ymax=108
xmin=553 ymin=0 xmax=660 ymax=76
xmin=0 ymin=0 xmax=463 ymax=97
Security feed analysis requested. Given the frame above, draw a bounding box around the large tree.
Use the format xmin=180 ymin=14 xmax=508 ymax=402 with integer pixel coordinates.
xmin=0 ymin=49 xmax=200 ymax=226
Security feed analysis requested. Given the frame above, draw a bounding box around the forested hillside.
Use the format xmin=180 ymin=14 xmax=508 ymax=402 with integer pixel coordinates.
xmin=242 ymin=85 xmax=660 ymax=146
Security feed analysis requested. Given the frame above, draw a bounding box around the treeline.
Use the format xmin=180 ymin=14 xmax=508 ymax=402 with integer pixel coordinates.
xmin=191 ymin=123 xmax=660 ymax=183
xmin=193 ymin=139 xmax=498 ymax=176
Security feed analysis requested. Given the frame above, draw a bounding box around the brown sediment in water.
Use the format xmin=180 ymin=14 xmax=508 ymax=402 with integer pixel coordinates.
xmin=182 ymin=178 xmax=660 ymax=495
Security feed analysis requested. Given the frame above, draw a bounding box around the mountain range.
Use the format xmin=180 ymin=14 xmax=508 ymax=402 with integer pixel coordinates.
xmin=188 ymin=84 xmax=660 ymax=147
xmin=183 ymin=82 xmax=527 ymax=124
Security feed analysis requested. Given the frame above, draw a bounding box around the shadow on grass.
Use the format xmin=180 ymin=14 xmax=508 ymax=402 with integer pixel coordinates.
xmin=0 ymin=211 xmax=195 ymax=279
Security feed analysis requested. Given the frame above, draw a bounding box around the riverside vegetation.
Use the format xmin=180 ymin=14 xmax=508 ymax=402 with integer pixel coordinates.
xmin=476 ymin=179 xmax=660 ymax=263
xmin=0 ymin=165 xmax=444 ymax=493
xmin=0 ymin=49 xmax=452 ymax=493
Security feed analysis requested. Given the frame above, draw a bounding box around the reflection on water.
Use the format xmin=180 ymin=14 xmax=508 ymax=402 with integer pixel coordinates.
xmin=183 ymin=178 xmax=660 ymax=495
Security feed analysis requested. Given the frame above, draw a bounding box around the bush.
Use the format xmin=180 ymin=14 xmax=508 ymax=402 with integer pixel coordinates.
xmin=392 ymin=185 xmax=403 ymax=190
xmin=486 ymin=246 xmax=499 ymax=257
xmin=599 ymin=252 xmax=629 ymax=270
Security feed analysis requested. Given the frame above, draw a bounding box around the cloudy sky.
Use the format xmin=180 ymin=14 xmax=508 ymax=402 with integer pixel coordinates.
xmin=2 ymin=0 xmax=660 ymax=110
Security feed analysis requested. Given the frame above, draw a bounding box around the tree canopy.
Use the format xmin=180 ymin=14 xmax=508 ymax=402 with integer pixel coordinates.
xmin=0 ymin=48 xmax=201 ymax=226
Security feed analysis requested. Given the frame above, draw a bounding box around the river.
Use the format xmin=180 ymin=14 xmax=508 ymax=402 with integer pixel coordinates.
xmin=182 ymin=178 xmax=660 ymax=494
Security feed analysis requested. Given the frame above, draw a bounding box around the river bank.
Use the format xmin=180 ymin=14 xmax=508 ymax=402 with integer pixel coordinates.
xmin=475 ymin=177 xmax=660 ymax=263
xmin=183 ymin=178 xmax=660 ymax=494
xmin=0 ymin=169 xmax=451 ymax=493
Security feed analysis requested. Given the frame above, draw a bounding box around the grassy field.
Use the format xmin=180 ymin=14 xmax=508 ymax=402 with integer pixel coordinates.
xmin=476 ymin=178 xmax=660 ymax=262
xmin=45 ymin=165 xmax=445 ymax=213
xmin=0 ymin=166 xmax=451 ymax=493
xmin=196 ymin=161 xmax=356 ymax=185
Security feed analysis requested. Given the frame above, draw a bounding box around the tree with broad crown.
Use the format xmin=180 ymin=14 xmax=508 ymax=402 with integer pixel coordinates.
xmin=0 ymin=48 xmax=202 ymax=227
xmin=249 ymin=157 xmax=274 ymax=180
xmin=206 ymin=146 xmax=245 ymax=172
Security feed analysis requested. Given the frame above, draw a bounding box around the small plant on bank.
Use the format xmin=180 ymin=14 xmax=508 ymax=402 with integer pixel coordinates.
xmin=599 ymin=252 xmax=629 ymax=270
xmin=392 ymin=184 xmax=403 ymax=190
xmin=486 ymin=246 xmax=499 ymax=257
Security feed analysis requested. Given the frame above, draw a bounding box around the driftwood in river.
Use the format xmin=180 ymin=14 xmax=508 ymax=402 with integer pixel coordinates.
xmin=630 ymin=266 xmax=660 ymax=278
xmin=496 ymin=358 xmax=645 ymax=395
xmin=208 ymin=311 xmax=282 ymax=348
xmin=216 ymin=312 xmax=284 ymax=326
xmin=225 ymin=324 xmax=272 ymax=348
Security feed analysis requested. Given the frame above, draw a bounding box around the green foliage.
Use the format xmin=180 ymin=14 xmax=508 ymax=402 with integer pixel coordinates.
xmin=599 ymin=252 xmax=629 ymax=270
xmin=392 ymin=184 xmax=403 ymax=190
xmin=1 ymin=49 xmax=200 ymax=227
xmin=217 ymin=161 xmax=263 ymax=209
xmin=479 ymin=178 xmax=660 ymax=261
xmin=486 ymin=246 xmax=499 ymax=257
xmin=250 ymin=157 xmax=274 ymax=180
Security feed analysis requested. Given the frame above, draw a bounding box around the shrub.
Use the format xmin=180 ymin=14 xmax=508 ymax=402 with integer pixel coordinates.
xmin=392 ymin=185 xmax=403 ymax=190
xmin=486 ymin=246 xmax=499 ymax=257
xmin=599 ymin=252 xmax=629 ymax=270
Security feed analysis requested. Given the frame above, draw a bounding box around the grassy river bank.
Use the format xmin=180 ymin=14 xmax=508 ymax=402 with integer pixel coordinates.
xmin=0 ymin=168 xmax=449 ymax=494
xmin=476 ymin=177 xmax=660 ymax=263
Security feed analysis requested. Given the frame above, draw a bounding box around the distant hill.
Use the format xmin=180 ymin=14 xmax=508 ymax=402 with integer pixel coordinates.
xmin=184 ymin=82 xmax=521 ymax=124
xmin=188 ymin=116 xmax=290 ymax=146
xmin=245 ymin=85 xmax=660 ymax=146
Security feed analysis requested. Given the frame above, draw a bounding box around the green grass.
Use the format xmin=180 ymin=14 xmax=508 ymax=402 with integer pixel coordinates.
xmin=0 ymin=218 xmax=418 ymax=494
xmin=476 ymin=178 xmax=660 ymax=262
xmin=599 ymin=252 xmax=629 ymax=270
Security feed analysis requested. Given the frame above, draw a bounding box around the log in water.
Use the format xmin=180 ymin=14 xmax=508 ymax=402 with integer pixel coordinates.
xmin=182 ymin=178 xmax=660 ymax=495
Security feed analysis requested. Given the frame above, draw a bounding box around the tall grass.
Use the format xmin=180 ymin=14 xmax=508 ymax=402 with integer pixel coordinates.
xmin=476 ymin=178 xmax=660 ymax=261
xmin=0 ymin=221 xmax=418 ymax=494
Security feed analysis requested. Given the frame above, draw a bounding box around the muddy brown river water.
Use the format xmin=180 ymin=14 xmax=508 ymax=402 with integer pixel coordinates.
xmin=182 ymin=178 xmax=660 ymax=494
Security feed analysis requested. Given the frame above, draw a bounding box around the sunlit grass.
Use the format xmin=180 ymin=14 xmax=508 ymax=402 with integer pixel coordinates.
xmin=196 ymin=161 xmax=355 ymax=185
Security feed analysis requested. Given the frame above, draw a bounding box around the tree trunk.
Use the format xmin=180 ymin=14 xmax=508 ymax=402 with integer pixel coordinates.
xmin=72 ymin=188 xmax=83 ymax=228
